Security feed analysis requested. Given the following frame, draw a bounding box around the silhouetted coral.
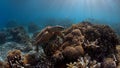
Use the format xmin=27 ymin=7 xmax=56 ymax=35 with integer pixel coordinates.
xmin=28 ymin=22 xmax=39 ymax=33
xmin=0 ymin=32 xmax=6 ymax=44
xmin=7 ymin=26 xmax=30 ymax=44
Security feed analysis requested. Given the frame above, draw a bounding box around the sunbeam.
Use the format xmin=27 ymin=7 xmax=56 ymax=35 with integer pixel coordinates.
xmin=0 ymin=0 xmax=120 ymax=24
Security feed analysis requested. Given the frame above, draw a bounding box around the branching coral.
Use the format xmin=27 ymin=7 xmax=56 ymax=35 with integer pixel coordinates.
xmin=66 ymin=54 xmax=101 ymax=68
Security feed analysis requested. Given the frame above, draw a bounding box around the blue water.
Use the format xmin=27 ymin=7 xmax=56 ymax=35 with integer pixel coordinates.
xmin=0 ymin=0 xmax=120 ymax=28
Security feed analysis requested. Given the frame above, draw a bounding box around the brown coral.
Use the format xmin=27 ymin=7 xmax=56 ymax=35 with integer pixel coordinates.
xmin=101 ymin=58 xmax=117 ymax=68
xmin=6 ymin=50 xmax=24 ymax=68
xmin=23 ymin=53 xmax=39 ymax=66
xmin=62 ymin=45 xmax=84 ymax=61
xmin=33 ymin=26 xmax=64 ymax=53
xmin=116 ymin=45 xmax=120 ymax=65
xmin=0 ymin=61 xmax=4 ymax=68
xmin=29 ymin=22 xmax=120 ymax=68
xmin=0 ymin=32 xmax=6 ymax=44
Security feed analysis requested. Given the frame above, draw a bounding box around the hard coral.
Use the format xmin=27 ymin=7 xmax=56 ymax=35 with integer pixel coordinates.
xmin=6 ymin=50 xmax=24 ymax=68
xmin=31 ymin=22 xmax=120 ymax=68
xmin=33 ymin=26 xmax=64 ymax=53
xmin=101 ymin=58 xmax=116 ymax=68
xmin=23 ymin=53 xmax=39 ymax=66
xmin=116 ymin=45 xmax=120 ymax=64
xmin=64 ymin=22 xmax=119 ymax=62
xmin=34 ymin=26 xmax=64 ymax=45
xmin=63 ymin=45 xmax=84 ymax=61
xmin=66 ymin=54 xmax=101 ymax=68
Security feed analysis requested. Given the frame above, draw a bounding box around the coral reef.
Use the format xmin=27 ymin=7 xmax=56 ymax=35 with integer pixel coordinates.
xmin=28 ymin=22 xmax=39 ymax=33
xmin=0 ymin=21 xmax=120 ymax=68
xmin=6 ymin=50 xmax=24 ymax=68
xmin=66 ymin=54 xmax=101 ymax=68
xmin=33 ymin=25 xmax=64 ymax=52
xmin=111 ymin=23 xmax=120 ymax=36
xmin=0 ymin=61 xmax=4 ymax=68
xmin=32 ymin=22 xmax=120 ymax=68
xmin=116 ymin=45 xmax=120 ymax=67
xmin=7 ymin=26 xmax=30 ymax=44
xmin=0 ymin=42 xmax=32 ymax=60
xmin=0 ymin=32 xmax=6 ymax=44
xmin=101 ymin=58 xmax=116 ymax=68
